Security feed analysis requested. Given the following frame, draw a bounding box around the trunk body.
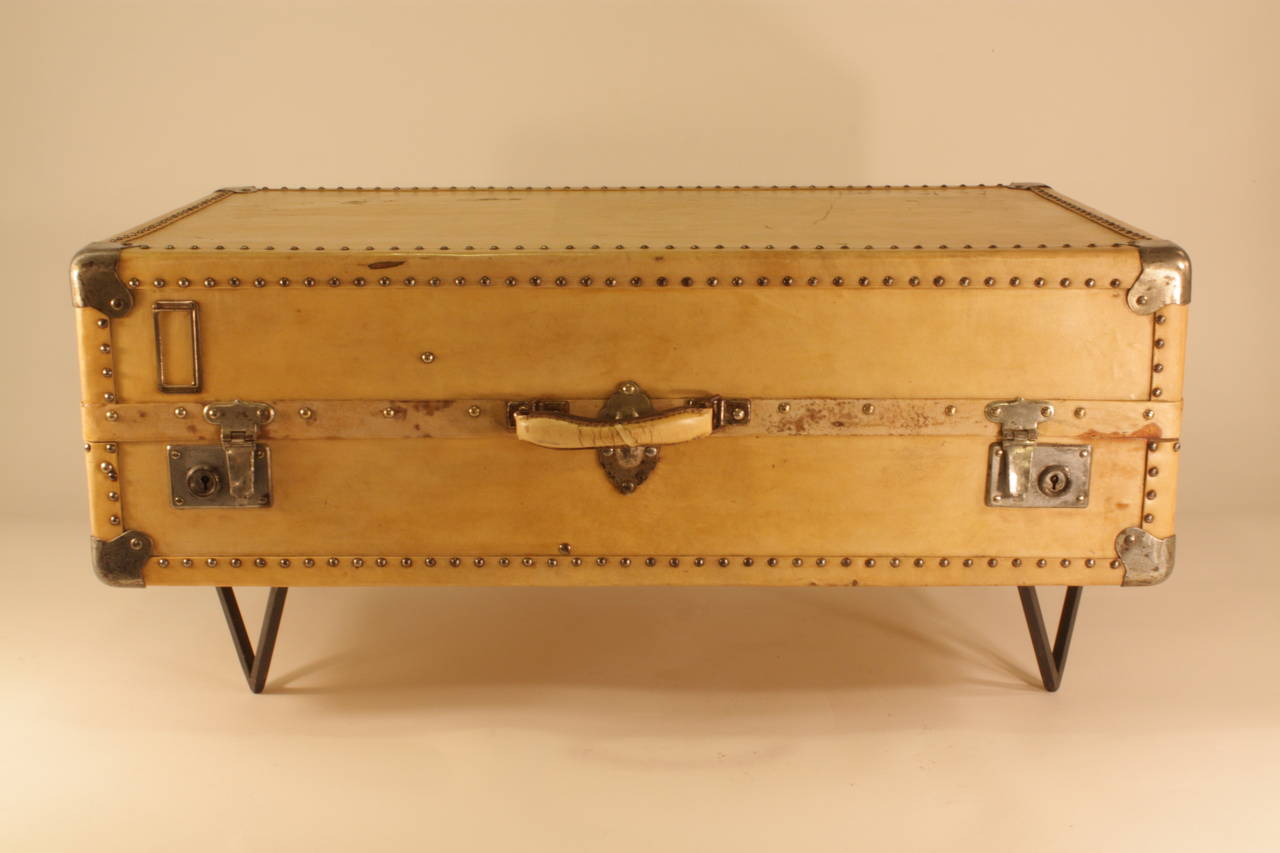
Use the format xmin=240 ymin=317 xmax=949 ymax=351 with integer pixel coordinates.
xmin=73 ymin=185 xmax=1188 ymax=588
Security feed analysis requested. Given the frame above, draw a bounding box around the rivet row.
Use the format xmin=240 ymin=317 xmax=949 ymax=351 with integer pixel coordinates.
xmin=152 ymin=555 xmax=1111 ymax=570
xmin=140 ymin=273 xmax=1119 ymax=289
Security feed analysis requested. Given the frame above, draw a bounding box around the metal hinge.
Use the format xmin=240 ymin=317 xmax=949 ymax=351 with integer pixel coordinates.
xmin=168 ymin=401 xmax=274 ymax=508
xmin=985 ymin=398 xmax=1091 ymax=508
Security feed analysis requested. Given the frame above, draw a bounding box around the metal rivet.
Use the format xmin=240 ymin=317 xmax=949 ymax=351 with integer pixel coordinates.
xmin=890 ymin=558 xmax=901 ymax=567
xmin=255 ymin=558 xmax=267 ymax=567
xmin=1143 ymin=409 xmax=1155 ymax=420
xmin=326 ymin=557 xmax=338 ymax=567
xmin=99 ymin=343 xmax=111 ymax=354
xmin=1143 ymin=513 xmax=1155 ymax=523
xmin=1061 ymin=559 xmax=1071 ymax=567
xmin=864 ymin=558 xmax=875 ymax=567
xmin=108 ymin=515 xmax=120 ymax=525
xmin=104 ymin=410 xmax=119 ymax=421
xmin=420 ymin=352 xmax=435 ymax=364
xmin=401 ymin=557 xmax=412 ymax=567
xmin=944 ymin=405 xmax=957 ymax=416
xmin=104 ymin=392 xmax=115 ymax=403
xmin=983 ymin=277 xmax=995 ymax=287
xmin=382 ymin=407 xmax=398 ymax=418
xmin=474 ymin=558 xmax=485 ymax=567
xmin=792 ymin=558 xmax=803 ymax=567
xmin=298 ymin=407 xmax=314 ymax=419
xmin=303 ymin=558 xmax=315 ymax=568
xmin=1148 ymin=466 xmax=1159 ymax=477
xmin=987 ymin=558 xmax=998 ymax=567
xmin=619 ymin=558 xmax=631 ymax=568
xmin=913 ymin=558 xmax=925 ymax=567
xmin=1079 ymin=449 xmax=1090 ymax=459
xmin=1174 ymin=441 xmax=1181 ymax=451
xmin=97 ymin=319 xmax=109 ymax=328
xmin=643 ymin=446 xmax=658 ymax=457
xmin=1136 ymin=295 xmax=1148 ymax=305
xmin=548 ymin=558 xmax=559 ymax=567
xmin=1060 ymin=278 xmax=1071 ymax=288
xmin=1152 ymin=387 xmax=1163 ymax=397
xmin=206 ymin=558 xmax=217 ymax=567
xmin=1040 ymin=405 xmax=1053 ymax=417
xmin=882 ymin=276 xmax=894 ymax=286
xmin=467 ymin=405 xmax=482 ymax=418
xmin=862 ymin=403 xmax=875 ymax=415
xmin=182 ymin=559 xmax=192 ymax=568
xmin=963 ymin=559 xmax=973 ymax=567
xmin=1153 ymin=363 xmax=1164 ymax=373
xmin=1146 ymin=490 xmax=1158 ymax=500
xmin=718 ymin=557 xmax=730 ymax=567
xmin=778 ymin=402 xmax=791 ymax=413
xmin=1074 ymin=407 xmax=1087 ymax=418
xmin=1154 ymin=339 xmax=1165 ymax=349
xmin=157 ymin=559 xmax=169 ymax=568
xmin=1011 ymin=558 xmax=1021 ymax=567
xmin=353 ymin=558 xmax=365 ymax=568
xmin=1086 ymin=558 xmax=1096 ymax=567
xmin=279 ymin=559 xmax=291 ymax=568
xmin=1037 ymin=559 xmax=1047 ymax=568
xmin=174 ymin=407 xmax=187 ymax=418
xmin=101 ymin=368 xmax=113 ymax=377
xmin=597 ymin=557 xmax=608 ymax=566
xmin=107 ymin=491 xmax=119 ymax=501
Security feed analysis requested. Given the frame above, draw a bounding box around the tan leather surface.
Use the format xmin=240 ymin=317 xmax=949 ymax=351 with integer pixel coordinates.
xmin=116 ymin=186 xmax=1140 ymax=250
xmin=117 ymin=435 xmax=1143 ymax=576
xmin=515 ymin=407 xmax=713 ymax=449
xmin=104 ymin=286 xmax=1154 ymax=403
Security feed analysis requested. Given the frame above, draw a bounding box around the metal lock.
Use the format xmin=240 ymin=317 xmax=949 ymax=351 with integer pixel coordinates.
xmin=985 ymin=398 xmax=1091 ymax=508
xmin=168 ymin=401 xmax=274 ymax=508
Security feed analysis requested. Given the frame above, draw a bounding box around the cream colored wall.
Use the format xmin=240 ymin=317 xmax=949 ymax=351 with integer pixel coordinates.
xmin=1 ymin=0 xmax=1276 ymax=522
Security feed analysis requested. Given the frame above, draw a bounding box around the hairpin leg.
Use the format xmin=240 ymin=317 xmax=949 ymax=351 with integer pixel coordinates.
xmin=216 ymin=587 xmax=288 ymax=693
xmin=1017 ymin=586 xmax=1082 ymax=692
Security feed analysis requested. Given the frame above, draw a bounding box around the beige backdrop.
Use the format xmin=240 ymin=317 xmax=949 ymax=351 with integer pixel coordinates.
xmin=2 ymin=1 xmax=1278 ymax=851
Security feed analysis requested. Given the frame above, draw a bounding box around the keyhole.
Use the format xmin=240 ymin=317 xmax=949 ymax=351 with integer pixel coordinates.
xmin=1037 ymin=465 xmax=1071 ymax=497
xmin=186 ymin=466 xmax=222 ymax=498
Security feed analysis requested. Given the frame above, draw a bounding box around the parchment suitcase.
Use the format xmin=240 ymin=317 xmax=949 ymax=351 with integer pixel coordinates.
xmin=72 ymin=184 xmax=1190 ymax=691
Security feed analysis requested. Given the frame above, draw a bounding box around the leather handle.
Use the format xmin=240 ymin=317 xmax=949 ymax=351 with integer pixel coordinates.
xmin=514 ymin=406 xmax=714 ymax=450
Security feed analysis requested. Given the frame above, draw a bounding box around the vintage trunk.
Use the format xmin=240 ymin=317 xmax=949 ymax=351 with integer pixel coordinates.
xmin=73 ymin=184 xmax=1187 ymax=593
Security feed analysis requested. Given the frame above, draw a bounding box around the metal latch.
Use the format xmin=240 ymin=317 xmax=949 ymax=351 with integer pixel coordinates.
xmin=168 ymin=401 xmax=274 ymax=508
xmin=985 ymin=398 xmax=1091 ymax=508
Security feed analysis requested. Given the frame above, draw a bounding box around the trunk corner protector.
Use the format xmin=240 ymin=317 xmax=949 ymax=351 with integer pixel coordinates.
xmin=1117 ymin=527 xmax=1175 ymax=586
xmin=1129 ymin=240 xmax=1191 ymax=315
xmin=71 ymin=241 xmax=132 ymax=318
xmin=90 ymin=530 xmax=151 ymax=587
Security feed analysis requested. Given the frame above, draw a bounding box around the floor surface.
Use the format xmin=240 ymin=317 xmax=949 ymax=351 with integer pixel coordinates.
xmin=2 ymin=510 xmax=1276 ymax=852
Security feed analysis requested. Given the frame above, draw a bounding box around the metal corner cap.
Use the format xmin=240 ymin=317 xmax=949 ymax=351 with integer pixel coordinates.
xmin=90 ymin=530 xmax=151 ymax=587
xmin=1005 ymin=182 xmax=1051 ymax=189
xmin=1128 ymin=239 xmax=1191 ymax=315
xmin=71 ymin=241 xmax=133 ymax=318
xmin=1117 ymin=527 xmax=1176 ymax=586
xmin=216 ymin=185 xmax=260 ymax=193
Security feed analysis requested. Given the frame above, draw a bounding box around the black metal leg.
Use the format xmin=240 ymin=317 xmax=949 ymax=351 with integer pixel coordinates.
xmin=216 ymin=587 xmax=288 ymax=693
xmin=1017 ymin=586 xmax=1082 ymax=692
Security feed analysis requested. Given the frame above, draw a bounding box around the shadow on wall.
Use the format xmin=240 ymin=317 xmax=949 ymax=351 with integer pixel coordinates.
xmin=485 ymin=0 xmax=866 ymax=183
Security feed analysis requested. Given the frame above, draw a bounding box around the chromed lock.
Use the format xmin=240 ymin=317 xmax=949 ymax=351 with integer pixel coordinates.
xmin=168 ymin=400 xmax=274 ymax=508
xmin=985 ymin=398 xmax=1091 ymax=508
